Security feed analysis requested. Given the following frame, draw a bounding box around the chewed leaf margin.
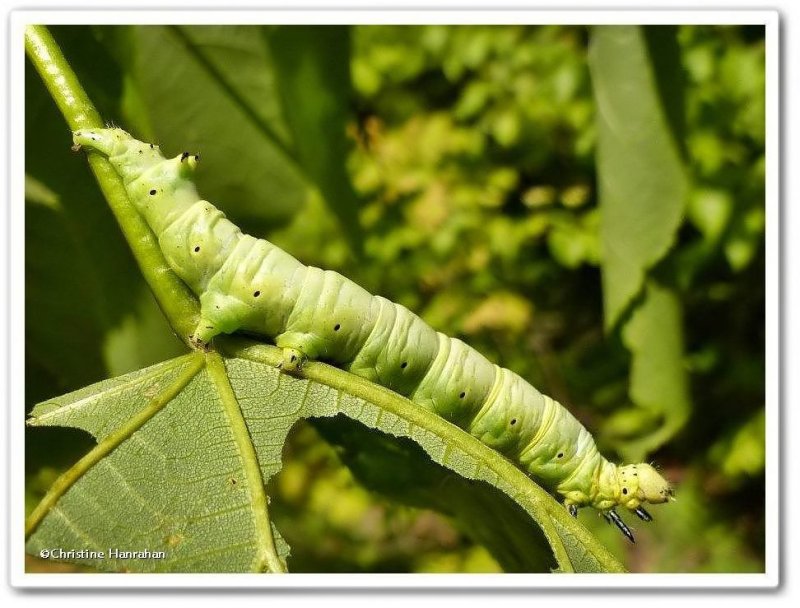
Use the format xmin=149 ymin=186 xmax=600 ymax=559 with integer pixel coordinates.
xmin=26 ymin=339 xmax=625 ymax=574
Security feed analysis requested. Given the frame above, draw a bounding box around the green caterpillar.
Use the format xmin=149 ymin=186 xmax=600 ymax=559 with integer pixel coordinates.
xmin=73 ymin=127 xmax=673 ymax=542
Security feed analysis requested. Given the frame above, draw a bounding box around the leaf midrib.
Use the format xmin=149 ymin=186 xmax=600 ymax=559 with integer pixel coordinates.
xmin=205 ymin=352 xmax=286 ymax=573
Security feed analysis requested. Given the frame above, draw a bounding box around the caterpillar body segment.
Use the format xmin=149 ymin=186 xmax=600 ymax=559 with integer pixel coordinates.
xmin=411 ymin=333 xmax=495 ymax=428
xmin=278 ymin=266 xmax=382 ymax=366
xmin=73 ymin=128 xmax=674 ymax=541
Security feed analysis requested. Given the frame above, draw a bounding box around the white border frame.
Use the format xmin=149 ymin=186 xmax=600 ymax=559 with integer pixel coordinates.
xmin=7 ymin=8 xmax=780 ymax=590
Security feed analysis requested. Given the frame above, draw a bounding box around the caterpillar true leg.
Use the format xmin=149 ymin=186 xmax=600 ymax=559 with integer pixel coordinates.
xmin=607 ymin=510 xmax=635 ymax=544
xmin=567 ymin=504 xmax=578 ymax=518
xmin=633 ymin=506 xmax=653 ymax=522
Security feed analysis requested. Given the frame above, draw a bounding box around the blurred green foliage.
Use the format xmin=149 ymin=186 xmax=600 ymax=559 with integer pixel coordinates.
xmin=268 ymin=421 xmax=506 ymax=573
xmin=25 ymin=24 xmax=765 ymax=573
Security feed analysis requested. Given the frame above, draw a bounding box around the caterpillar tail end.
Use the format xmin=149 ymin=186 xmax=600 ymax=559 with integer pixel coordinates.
xmin=72 ymin=128 xmax=128 ymax=157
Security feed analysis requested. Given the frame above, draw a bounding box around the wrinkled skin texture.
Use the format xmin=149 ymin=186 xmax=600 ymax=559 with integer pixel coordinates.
xmin=73 ymin=128 xmax=673 ymax=540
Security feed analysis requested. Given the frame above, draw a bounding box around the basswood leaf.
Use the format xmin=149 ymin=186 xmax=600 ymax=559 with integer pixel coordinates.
xmin=26 ymin=341 xmax=625 ymax=573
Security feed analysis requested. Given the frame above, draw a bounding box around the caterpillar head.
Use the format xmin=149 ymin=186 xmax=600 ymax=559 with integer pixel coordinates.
xmin=617 ymin=463 xmax=673 ymax=508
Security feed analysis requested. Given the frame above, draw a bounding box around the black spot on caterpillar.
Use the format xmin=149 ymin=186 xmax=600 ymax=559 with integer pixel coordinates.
xmin=72 ymin=127 xmax=674 ymax=541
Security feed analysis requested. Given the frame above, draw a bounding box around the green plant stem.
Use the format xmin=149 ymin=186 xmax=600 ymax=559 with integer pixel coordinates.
xmin=24 ymin=25 xmax=200 ymax=345
xmin=24 ymin=25 xmax=102 ymax=131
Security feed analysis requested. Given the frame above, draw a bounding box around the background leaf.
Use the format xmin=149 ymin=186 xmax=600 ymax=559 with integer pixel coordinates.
xmin=618 ymin=281 xmax=691 ymax=460
xmin=106 ymin=25 xmax=309 ymax=230
xmin=590 ymin=25 xmax=692 ymax=458
xmin=589 ymin=25 xmax=689 ymax=329
xmin=267 ymin=25 xmax=364 ymax=253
